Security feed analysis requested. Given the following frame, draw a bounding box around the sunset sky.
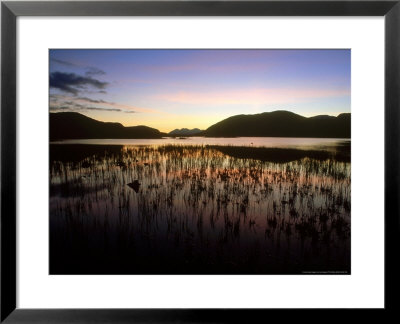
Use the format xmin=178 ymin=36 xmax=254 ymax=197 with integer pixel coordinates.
xmin=49 ymin=49 xmax=350 ymax=132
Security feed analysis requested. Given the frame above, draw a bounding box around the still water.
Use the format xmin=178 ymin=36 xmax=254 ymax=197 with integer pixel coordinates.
xmin=51 ymin=137 xmax=350 ymax=152
xmin=50 ymin=138 xmax=351 ymax=274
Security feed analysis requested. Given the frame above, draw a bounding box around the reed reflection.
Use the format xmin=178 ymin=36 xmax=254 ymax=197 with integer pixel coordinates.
xmin=50 ymin=144 xmax=350 ymax=274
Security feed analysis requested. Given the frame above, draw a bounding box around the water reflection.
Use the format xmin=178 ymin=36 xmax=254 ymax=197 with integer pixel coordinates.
xmin=50 ymin=143 xmax=350 ymax=274
xmin=51 ymin=136 xmax=350 ymax=152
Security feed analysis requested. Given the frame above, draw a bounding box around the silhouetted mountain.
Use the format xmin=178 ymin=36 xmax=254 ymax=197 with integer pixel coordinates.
xmin=203 ymin=111 xmax=350 ymax=138
xmin=169 ymin=128 xmax=203 ymax=136
xmin=50 ymin=112 xmax=162 ymax=140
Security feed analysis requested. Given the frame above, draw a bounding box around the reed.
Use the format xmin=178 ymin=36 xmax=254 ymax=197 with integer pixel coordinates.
xmin=50 ymin=144 xmax=350 ymax=274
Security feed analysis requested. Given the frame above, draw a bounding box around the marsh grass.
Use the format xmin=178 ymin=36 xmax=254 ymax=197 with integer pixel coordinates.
xmin=50 ymin=144 xmax=350 ymax=274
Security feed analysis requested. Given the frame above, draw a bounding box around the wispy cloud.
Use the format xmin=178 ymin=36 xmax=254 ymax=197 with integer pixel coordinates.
xmin=49 ymin=94 xmax=141 ymax=114
xmin=51 ymin=106 xmax=122 ymax=112
xmin=85 ymin=67 xmax=106 ymax=77
xmin=50 ymin=58 xmax=77 ymax=67
xmin=50 ymin=94 xmax=152 ymax=114
xmin=50 ymin=102 xmax=124 ymax=113
xmin=77 ymin=97 xmax=110 ymax=104
xmin=157 ymin=87 xmax=350 ymax=106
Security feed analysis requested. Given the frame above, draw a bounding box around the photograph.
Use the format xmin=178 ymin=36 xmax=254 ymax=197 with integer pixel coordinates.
xmin=49 ymin=49 xmax=351 ymax=275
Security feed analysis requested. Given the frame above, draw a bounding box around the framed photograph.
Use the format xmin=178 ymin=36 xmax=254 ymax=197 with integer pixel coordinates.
xmin=1 ymin=0 xmax=399 ymax=322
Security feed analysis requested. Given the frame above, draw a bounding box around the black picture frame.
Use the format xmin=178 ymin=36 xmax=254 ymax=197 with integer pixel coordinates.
xmin=1 ymin=0 xmax=399 ymax=322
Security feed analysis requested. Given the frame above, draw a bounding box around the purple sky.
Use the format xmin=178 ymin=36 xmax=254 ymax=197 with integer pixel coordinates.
xmin=49 ymin=49 xmax=350 ymax=132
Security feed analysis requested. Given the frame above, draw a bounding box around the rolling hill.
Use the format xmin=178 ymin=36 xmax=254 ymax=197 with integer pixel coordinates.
xmin=168 ymin=128 xmax=203 ymax=136
xmin=203 ymin=111 xmax=350 ymax=138
xmin=50 ymin=112 xmax=163 ymax=140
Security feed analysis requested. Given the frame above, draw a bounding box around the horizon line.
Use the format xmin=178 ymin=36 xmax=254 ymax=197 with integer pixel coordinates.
xmin=49 ymin=109 xmax=351 ymax=133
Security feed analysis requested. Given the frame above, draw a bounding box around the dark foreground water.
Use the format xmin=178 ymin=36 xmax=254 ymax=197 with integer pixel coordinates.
xmin=50 ymin=140 xmax=350 ymax=274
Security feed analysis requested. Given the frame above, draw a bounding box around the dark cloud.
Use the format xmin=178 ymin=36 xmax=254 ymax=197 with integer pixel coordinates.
xmin=85 ymin=67 xmax=106 ymax=77
xmin=85 ymin=107 xmax=122 ymax=112
xmin=50 ymin=72 xmax=108 ymax=95
xmin=49 ymin=92 xmax=135 ymax=114
xmin=50 ymin=58 xmax=106 ymax=77
xmin=50 ymin=105 xmax=123 ymax=113
xmin=51 ymin=102 xmax=86 ymax=110
xmin=63 ymin=101 xmax=84 ymax=107
xmin=77 ymin=97 xmax=109 ymax=104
